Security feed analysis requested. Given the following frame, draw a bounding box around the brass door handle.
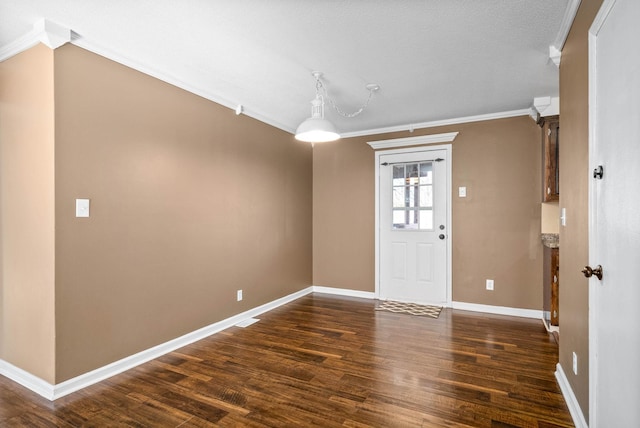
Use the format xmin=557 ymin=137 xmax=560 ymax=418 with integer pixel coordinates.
xmin=582 ymin=265 xmax=603 ymax=280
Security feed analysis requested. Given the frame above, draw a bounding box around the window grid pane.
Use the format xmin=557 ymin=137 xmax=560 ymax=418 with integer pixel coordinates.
xmin=391 ymin=161 xmax=434 ymax=230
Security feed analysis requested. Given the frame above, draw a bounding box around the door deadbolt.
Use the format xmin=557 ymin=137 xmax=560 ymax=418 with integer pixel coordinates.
xmin=593 ymin=165 xmax=604 ymax=179
xmin=439 ymin=225 xmax=445 ymax=230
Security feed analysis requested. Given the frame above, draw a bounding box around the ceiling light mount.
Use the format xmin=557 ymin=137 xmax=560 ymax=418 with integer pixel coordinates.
xmin=295 ymin=71 xmax=380 ymax=143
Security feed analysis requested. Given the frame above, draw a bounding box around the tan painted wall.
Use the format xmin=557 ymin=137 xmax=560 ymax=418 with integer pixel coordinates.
xmin=0 ymin=44 xmax=56 ymax=383
xmin=559 ymin=0 xmax=603 ymax=421
xmin=53 ymin=45 xmax=312 ymax=382
xmin=312 ymin=137 xmax=375 ymax=291
xmin=314 ymin=116 xmax=543 ymax=310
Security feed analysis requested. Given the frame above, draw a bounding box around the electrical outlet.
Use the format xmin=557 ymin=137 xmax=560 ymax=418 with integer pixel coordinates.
xmin=573 ymin=352 xmax=578 ymax=375
xmin=486 ymin=279 xmax=494 ymax=291
xmin=237 ymin=290 xmax=243 ymax=301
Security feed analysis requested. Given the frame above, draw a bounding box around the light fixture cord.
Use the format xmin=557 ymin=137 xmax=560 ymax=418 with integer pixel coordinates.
xmin=315 ymin=76 xmax=376 ymax=118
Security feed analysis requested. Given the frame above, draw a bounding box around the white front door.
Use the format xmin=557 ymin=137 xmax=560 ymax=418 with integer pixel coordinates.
xmin=589 ymin=0 xmax=640 ymax=425
xmin=378 ymin=148 xmax=449 ymax=305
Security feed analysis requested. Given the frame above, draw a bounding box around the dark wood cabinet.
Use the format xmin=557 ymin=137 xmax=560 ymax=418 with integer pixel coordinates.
xmin=541 ymin=115 xmax=560 ymax=202
xmin=543 ymin=246 xmax=559 ymax=327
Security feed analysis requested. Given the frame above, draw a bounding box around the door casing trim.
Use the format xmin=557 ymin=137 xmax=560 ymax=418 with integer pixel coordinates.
xmin=373 ymin=143 xmax=453 ymax=306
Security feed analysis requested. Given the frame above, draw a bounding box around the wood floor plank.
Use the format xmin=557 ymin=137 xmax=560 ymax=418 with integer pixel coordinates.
xmin=0 ymin=294 xmax=574 ymax=427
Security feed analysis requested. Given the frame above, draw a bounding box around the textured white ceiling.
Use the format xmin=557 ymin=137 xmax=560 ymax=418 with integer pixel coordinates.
xmin=0 ymin=0 xmax=569 ymax=136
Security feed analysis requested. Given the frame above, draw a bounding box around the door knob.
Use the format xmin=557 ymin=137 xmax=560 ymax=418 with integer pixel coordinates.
xmin=582 ymin=265 xmax=603 ymax=280
xmin=439 ymin=234 xmax=446 ymax=240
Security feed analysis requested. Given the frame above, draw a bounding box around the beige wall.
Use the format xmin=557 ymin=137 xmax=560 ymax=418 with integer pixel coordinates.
xmin=0 ymin=44 xmax=56 ymax=383
xmin=559 ymin=0 xmax=603 ymax=422
xmin=52 ymin=45 xmax=312 ymax=382
xmin=312 ymin=137 xmax=375 ymax=291
xmin=314 ymin=116 xmax=543 ymax=310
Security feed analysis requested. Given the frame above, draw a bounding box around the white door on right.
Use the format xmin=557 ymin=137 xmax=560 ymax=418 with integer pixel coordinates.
xmin=590 ymin=0 xmax=640 ymax=425
xmin=379 ymin=148 xmax=448 ymax=305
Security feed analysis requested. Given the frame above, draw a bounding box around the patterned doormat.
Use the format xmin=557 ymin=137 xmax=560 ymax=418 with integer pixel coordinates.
xmin=375 ymin=301 xmax=443 ymax=318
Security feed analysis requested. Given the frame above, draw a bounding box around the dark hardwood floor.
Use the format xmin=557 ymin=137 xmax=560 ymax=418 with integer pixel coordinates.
xmin=0 ymin=294 xmax=573 ymax=427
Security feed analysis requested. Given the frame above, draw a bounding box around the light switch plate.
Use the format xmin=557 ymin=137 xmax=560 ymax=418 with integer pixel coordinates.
xmin=458 ymin=186 xmax=467 ymax=198
xmin=76 ymin=199 xmax=90 ymax=218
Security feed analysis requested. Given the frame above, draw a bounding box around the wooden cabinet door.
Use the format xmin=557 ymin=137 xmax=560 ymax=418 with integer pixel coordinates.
xmin=550 ymin=248 xmax=559 ymax=326
xmin=542 ymin=116 xmax=559 ymax=202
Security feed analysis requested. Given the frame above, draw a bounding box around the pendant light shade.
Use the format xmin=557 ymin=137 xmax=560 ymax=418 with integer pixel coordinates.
xmin=295 ymin=71 xmax=379 ymax=144
xmin=295 ymin=95 xmax=340 ymax=143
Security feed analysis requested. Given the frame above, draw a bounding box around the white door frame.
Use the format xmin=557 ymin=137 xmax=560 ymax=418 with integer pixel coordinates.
xmin=588 ymin=1 xmax=619 ymax=425
xmin=371 ymin=141 xmax=453 ymax=306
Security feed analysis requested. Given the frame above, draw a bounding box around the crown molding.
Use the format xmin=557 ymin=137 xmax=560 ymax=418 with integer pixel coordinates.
xmin=549 ymin=45 xmax=562 ymax=68
xmin=35 ymin=19 xmax=72 ymax=50
xmin=70 ymin=37 xmax=295 ymax=135
xmin=0 ymin=19 xmax=71 ymax=62
xmin=549 ymin=0 xmax=582 ymax=67
xmin=367 ymin=132 xmax=458 ymax=150
xmin=532 ymin=96 xmax=560 ymax=117
xmin=342 ymin=109 xmax=530 ymax=139
xmin=0 ymin=24 xmax=295 ymax=135
xmin=0 ymin=18 xmax=551 ymax=138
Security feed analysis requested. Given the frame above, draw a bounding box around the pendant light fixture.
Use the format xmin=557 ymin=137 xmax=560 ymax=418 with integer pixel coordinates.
xmin=295 ymin=72 xmax=380 ymax=143
xmin=294 ymin=91 xmax=339 ymax=143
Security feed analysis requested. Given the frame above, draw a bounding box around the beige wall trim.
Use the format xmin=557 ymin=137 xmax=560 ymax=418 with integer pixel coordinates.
xmin=313 ymin=286 xmax=375 ymax=300
xmin=367 ymin=132 xmax=458 ymax=150
xmin=556 ymin=363 xmax=589 ymax=428
xmin=0 ymin=19 xmax=71 ymax=61
xmin=343 ymin=109 xmax=529 ymax=139
xmin=451 ymin=301 xmax=543 ymax=319
xmin=1 ymin=286 xmax=315 ymax=401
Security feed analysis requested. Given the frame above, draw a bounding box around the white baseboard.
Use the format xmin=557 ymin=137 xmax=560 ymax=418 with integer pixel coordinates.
xmin=555 ymin=363 xmax=588 ymax=428
xmin=0 ymin=360 xmax=56 ymax=400
xmin=542 ymin=316 xmax=560 ymax=334
xmin=0 ymin=286 xmax=315 ymax=401
xmin=312 ymin=286 xmax=375 ymax=300
xmin=452 ymin=301 xmax=543 ymax=319
xmin=0 ymin=288 xmax=562 ymax=404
